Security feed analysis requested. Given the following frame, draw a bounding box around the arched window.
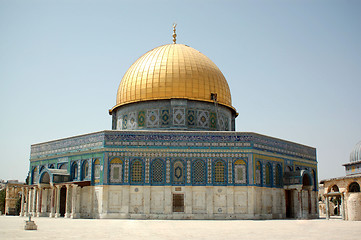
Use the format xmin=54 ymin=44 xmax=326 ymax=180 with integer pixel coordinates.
xmin=94 ymin=159 xmax=101 ymax=180
xmin=265 ymin=163 xmax=272 ymax=186
xmin=59 ymin=163 xmax=67 ymax=169
xmin=275 ymin=164 xmax=282 ymax=186
xmin=32 ymin=167 xmax=38 ymax=184
xmin=173 ymin=160 xmax=184 ymax=184
xmin=72 ymin=162 xmax=78 ymax=180
xmin=110 ymin=158 xmax=123 ymax=183
xmin=82 ymin=161 xmax=89 ymax=180
xmin=48 ymin=164 xmax=54 ymax=169
xmin=40 ymin=172 xmax=50 ymax=184
xmin=131 ymin=159 xmax=143 ymax=184
xmin=151 ymin=159 xmax=164 ymax=185
xmin=214 ymin=160 xmax=226 ymax=184
xmin=255 ymin=161 xmax=261 ymax=185
xmin=234 ymin=160 xmax=246 ymax=184
xmin=192 ymin=160 xmax=206 ymax=185
xmin=349 ymin=182 xmax=360 ymax=192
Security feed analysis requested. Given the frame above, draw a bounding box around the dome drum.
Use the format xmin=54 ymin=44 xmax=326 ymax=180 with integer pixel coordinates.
xmin=111 ymin=99 xmax=236 ymax=131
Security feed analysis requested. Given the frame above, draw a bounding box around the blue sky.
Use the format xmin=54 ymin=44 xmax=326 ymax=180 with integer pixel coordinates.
xmin=0 ymin=0 xmax=360 ymax=182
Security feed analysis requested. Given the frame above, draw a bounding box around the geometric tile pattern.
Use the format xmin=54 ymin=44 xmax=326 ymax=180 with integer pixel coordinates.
xmin=122 ymin=114 xmax=128 ymax=129
xmin=161 ymin=109 xmax=170 ymax=126
xmin=145 ymin=158 xmax=150 ymax=184
xmin=128 ymin=112 xmax=137 ymax=130
xmin=207 ymin=159 xmax=212 ymax=184
xmin=187 ymin=110 xmax=195 ymax=126
xmin=213 ymin=161 xmax=225 ymax=184
xmin=197 ymin=110 xmax=209 ymax=128
xmin=210 ymin=112 xmax=217 ymax=129
xmin=110 ymin=164 xmax=122 ymax=183
xmin=255 ymin=161 xmax=261 ymax=185
xmin=166 ymin=159 xmax=170 ymax=183
xmin=228 ymin=159 xmax=233 ymax=184
xmin=173 ymin=161 xmax=184 ymax=183
xmin=151 ymin=159 xmax=164 ymax=184
xmin=192 ymin=160 xmax=205 ymax=184
xmin=234 ymin=162 xmax=246 ymax=184
xmin=138 ymin=111 xmax=145 ymax=127
xmin=146 ymin=109 xmax=159 ymax=128
xmin=187 ymin=160 xmax=191 ymax=184
xmin=173 ymin=107 xmax=185 ymax=126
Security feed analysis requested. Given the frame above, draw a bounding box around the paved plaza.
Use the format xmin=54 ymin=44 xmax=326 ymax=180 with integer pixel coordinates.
xmin=1 ymin=216 xmax=361 ymax=240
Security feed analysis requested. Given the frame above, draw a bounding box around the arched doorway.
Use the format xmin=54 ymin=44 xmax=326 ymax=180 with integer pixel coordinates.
xmin=349 ymin=182 xmax=360 ymax=192
xmin=59 ymin=186 xmax=66 ymax=217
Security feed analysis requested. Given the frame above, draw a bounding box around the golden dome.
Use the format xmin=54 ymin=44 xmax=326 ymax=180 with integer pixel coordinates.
xmin=111 ymin=44 xmax=234 ymax=113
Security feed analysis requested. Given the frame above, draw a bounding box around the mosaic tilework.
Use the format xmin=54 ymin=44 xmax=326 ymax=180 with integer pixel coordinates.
xmin=207 ymin=159 xmax=212 ymax=184
xmin=234 ymin=164 xmax=246 ymax=184
xmin=138 ymin=111 xmax=145 ymax=127
xmin=161 ymin=109 xmax=170 ymax=126
xmin=147 ymin=109 xmax=159 ymax=128
xmin=122 ymin=115 xmax=127 ymax=129
xmin=173 ymin=161 xmax=184 ymax=183
xmin=197 ymin=110 xmax=209 ymax=128
xmin=131 ymin=160 xmax=142 ymax=183
xmin=31 ymin=131 xmax=317 ymax=162
xmin=173 ymin=107 xmax=185 ymax=126
xmin=218 ymin=115 xmax=225 ymax=131
xmin=210 ymin=112 xmax=217 ymax=129
xmin=166 ymin=159 xmax=170 ymax=183
xmin=187 ymin=160 xmax=191 ymax=184
xmin=117 ymin=117 xmax=122 ymax=130
xmin=214 ymin=161 xmax=225 ymax=183
xmin=145 ymin=158 xmax=150 ymax=184
xmin=151 ymin=159 xmax=163 ymax=184
xmin=128 ymin=112 xmax=137 ymax=130
xmin=225 ymin=118 xmax=229 ymax=131
xmin=187 ymin=110 xmax=195 ymax=126
xmin=228 ymin=160 xmax=233 ymax=184
xmin=110 ymin=164 xmax=122 ymax=183
xmin=255 ymin=162 xmax=261 ymax=185
xmin=193 ymin=160 xmax=206 ymax=184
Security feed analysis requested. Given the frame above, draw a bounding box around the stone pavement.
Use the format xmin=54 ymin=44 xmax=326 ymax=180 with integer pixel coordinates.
xmin=1 ymin=216 xmax=361 ymax=240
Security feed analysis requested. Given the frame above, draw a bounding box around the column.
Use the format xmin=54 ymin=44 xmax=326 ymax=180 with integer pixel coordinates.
xmin=50 ymin=186 xmax=55 ymax=217
xmin=28 ymin=188 xmax=32 ymax=215
xmin=55 ymin=186 xmax=61 ymax=218
xmin=32 ymin=187 xmax=37 ymax=216
xmin=341 ymin=193 xmax=345 ymax=220
xmin=65 ymin=185 xmax=71 ymax=218
xmin=325 ymin=196 xmax=330 ymax=220
xmin=298 ymin=190 xmax=303 ymax=219
xmin=20 ymin=187 xmax=25 ymax=216
xmin=24 ymin=188 xmax=29 ymax=216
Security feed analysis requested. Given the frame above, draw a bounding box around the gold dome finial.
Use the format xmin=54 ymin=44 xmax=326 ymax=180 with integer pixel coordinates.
xmin=173 ymin=23 xmax=177 ymax=44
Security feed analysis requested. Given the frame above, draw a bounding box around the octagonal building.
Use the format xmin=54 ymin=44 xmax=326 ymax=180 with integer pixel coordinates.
xmin=22 ymin=32 xmax=318 ymax=219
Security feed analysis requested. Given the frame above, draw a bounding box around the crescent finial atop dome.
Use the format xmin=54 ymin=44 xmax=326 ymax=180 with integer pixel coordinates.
xmin=173 ymin=23 xmax=177 ymax=44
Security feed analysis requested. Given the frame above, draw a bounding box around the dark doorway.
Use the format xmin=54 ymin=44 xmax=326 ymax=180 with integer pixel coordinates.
xmin=285 ymin=190 xmax=293 ymax=218
xmin=172 ymin=194 xmax=184 ymax=212
xmin=60 ymin=187 xmax=66 ymax=217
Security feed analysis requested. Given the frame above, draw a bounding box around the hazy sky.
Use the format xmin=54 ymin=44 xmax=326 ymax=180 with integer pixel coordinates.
xmin=1 ymin=0 xmax=360 ymax=182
